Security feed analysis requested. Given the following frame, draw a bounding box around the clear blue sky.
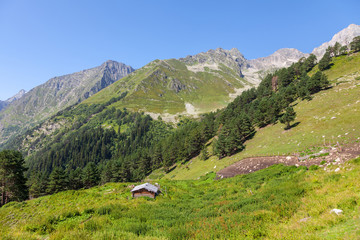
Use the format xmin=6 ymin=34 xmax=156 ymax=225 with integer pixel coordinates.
xmin=0 ymin=0 xmax=359 ymax=100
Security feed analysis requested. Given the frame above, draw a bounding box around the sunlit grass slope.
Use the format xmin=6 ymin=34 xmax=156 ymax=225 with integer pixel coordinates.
xmin=83 ymin=59 xmax=250 ymax=115
xmin=1 ymin=159 xmax=360 ymax=239
xmin=161 ymin=53 xmax=360 ymax=180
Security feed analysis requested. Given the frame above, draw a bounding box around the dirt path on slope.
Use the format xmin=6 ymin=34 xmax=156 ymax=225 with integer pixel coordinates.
xmin=216 ymin=142 xmax=360 ymax=179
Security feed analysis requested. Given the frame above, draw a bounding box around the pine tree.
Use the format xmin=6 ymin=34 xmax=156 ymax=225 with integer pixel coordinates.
xmin=350 ymin=36 xmax=360 ymax=52
xmin=47 ymin=167 xmax=68 ymax=194
xmin=68 ymin=168 xmax=83 ymax=190
xmin=307 ymin=71 xmax=323 ymax=94
xmin=82 ymin=162 xmax=100 ymax=188
xmin=280 ymin=106 xmax=296 ymax=130
xmin=0 ymin=150 xmax=28 ymax=206
xmin=318 ymin=51 xmax=331 ymax=71
xmin=28 ymin=172 xmax=48 ymax=198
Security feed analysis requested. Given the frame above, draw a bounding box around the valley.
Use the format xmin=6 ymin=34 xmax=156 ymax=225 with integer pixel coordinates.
xmin=0 ymin=23 xmax=360 ymax=240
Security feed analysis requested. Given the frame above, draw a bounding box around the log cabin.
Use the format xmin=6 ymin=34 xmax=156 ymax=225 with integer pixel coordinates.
xmin=131 ymin=183 xmax=160 ymax=199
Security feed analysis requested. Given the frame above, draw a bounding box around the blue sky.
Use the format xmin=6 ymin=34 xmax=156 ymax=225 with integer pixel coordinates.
xmin=0 ymin=0 xmax=359 ymax=100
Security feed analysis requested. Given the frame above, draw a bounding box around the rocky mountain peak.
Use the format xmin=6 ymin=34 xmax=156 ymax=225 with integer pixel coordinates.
xmin=6 ymin=89 xmax=27 ymax=103
xmin=179 ymin=47 xmax=247 ymax=76
xmin=101 ymin=60 xmax=135 ymax=81
xmin=247 ymin=48 xmax=308 ymax=70
xmin=312 ymin=23 xmax=360 ymax=58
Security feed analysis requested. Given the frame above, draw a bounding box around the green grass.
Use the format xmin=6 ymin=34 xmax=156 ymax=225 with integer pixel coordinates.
xmin=83 ymin=58 xmax=251 ymax=115
xmin=2 ymin=159 xmax=360 ymax=239
xmin=161 ymin=52 xmax=360 ymax=180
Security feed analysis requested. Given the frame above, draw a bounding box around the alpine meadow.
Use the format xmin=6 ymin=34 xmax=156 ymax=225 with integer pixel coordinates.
xmin=1 ymin=2 xmax=360 ymax=239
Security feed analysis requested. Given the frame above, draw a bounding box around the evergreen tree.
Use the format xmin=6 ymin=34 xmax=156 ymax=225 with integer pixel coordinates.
xmin=0 ymin=150 xmax=28 ymax=206
xmin=319 ymin=72 xmax=330 ymax=89
xmin=28 ymin=172 xmax=48 ymax=198
xmin=280 ymin=106 xmax=296 ymax=130
xmin=318 ymin=51 xmax=331 ymax=71
xmin=82 ymin=162 xmax=100 ymax=188
xmin=68 ymin=168 xmax=83 ymax=190
xmin=307 ymin=71 xmax=322 ymax=94
xmin=339 ymin=45 xmax=348 ymax=55
xmin=301 ymin=54 xmax=317 ymax=72
xmin=47 ymin=167 xmax=68 ymax=194
xmin=350 ymin=36 xmax=360 ymax=52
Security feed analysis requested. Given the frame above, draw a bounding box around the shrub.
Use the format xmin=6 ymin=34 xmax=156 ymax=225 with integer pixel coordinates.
xmin=309 ymin=165 xmax=319 ymax=171
xmin=83 ymin=208 xmax=95 ymax=214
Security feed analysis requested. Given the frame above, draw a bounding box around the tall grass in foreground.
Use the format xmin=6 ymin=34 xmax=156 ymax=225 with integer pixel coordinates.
xmin=1 ymin=158 xmax=360 ymax=239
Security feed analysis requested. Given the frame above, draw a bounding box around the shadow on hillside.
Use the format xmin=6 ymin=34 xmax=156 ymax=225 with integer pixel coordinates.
xmin=285 ymin=121 xmax=300 ymax=130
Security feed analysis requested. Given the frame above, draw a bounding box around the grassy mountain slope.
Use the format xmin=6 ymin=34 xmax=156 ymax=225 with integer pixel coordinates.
xmin=1 ymin=158 xmax=360 ymax=239
xmin=156 ymin=52 xmax=360 ymax=180
xmin=84 ymin=50 xmax=254 ymax=117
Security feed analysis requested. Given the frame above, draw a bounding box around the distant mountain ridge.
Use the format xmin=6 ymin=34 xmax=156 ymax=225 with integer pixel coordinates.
xmin=0 ymin=60 xmax=134 ymax=144
xmin=0 ymin=90 xmax=27 ymax=112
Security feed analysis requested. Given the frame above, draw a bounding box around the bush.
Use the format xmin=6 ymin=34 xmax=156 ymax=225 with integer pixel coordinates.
xmin=309 ymin=165 xmax=319 ymax=171
xmin=83 ymin=208 xmax=95 ymax=214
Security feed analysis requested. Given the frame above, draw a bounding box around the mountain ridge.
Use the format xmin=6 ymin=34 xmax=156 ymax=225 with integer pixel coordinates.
xmin=0 ymin=60 xmax=134 ymax=144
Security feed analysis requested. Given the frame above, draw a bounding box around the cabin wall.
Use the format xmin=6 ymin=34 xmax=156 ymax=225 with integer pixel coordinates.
xmin=132 ymin=189 xmax=156 ymax=199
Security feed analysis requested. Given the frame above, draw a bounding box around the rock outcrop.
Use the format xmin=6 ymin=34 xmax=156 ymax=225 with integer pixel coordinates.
xmin=312 ymin=24 xmax=360 ymax=58
xmin=247 ymin=48 xmax=309 ymax=70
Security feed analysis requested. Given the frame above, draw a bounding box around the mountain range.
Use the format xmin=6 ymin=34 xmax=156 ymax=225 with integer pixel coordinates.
xmin=0 ymin=23 xmax=359 ymax=146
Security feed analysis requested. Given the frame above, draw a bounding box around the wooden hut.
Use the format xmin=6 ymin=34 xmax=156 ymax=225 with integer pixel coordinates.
xmin=131 ymin=183 xmax=160 ymax=199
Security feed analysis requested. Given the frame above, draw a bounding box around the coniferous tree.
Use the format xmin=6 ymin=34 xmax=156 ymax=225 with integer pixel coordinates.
xmin=318 ymin=51 xmax=331 ymax=71
xmin=0 ymin=150 xmax=28 ymax=206
xmin=28 ymin=172 xmax=48 ymax=198
xmin=68 ymin=168 xmax=83 ymax=190
xmin=47 ymin=167 xmax=68 ymax=194
xmin=280 ymin=106 xmax=296 ymax=130
xmin=307 ymin=71 xmax=323 ymax=94
xmin=350 ymin=36 xmax=360 ymax=52
xmin=82 ymin=162 xmax=100 ymax=188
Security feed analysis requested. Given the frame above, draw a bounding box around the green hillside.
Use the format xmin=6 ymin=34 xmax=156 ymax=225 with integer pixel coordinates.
xmin=84 ymin=57 xmax=252 ymax=116
xmin=157 ymin=52 xmax=360 ymax=180
xmin=1 ymin=158 xmax=360 ymax=239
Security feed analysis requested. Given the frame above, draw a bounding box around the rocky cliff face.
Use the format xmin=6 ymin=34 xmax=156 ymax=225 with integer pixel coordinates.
xmin=312 ymin=24 xmax=360 ymax=59
xmin=247 ymin=48 xmax=309 ymax=70
xmin=180 ymin=48 xmax=248 ymax=77
xmin=0 ymin=60 xmax=134 ymax=144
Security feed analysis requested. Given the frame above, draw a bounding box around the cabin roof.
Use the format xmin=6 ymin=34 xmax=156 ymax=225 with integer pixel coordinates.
xmin=131 ymin=183 xmax=159 ymax=193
